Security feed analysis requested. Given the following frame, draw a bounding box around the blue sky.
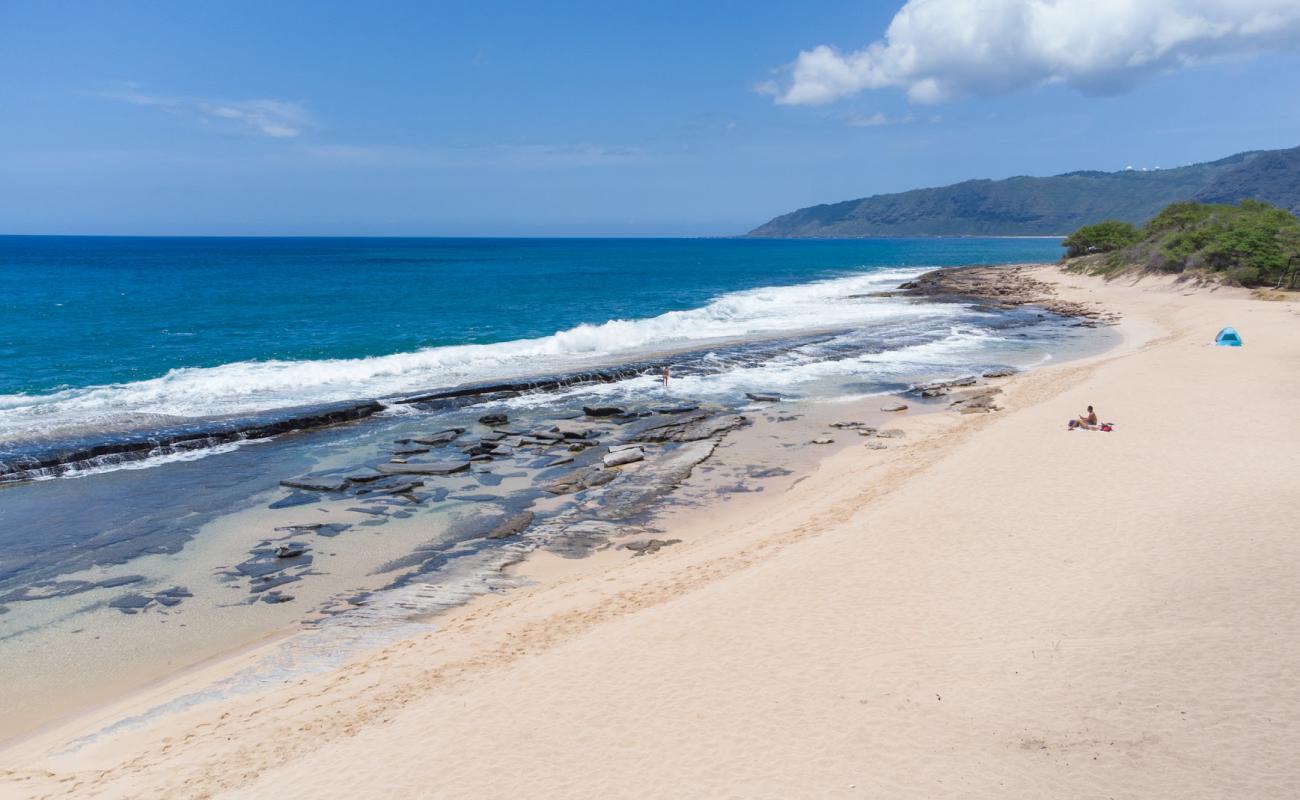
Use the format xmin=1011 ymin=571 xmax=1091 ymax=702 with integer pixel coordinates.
xmin=2 ymin=0 xmax=1299 ymax=236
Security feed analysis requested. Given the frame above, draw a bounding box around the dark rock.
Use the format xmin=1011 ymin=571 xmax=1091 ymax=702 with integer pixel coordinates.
xmin=250 ymin=574 xmax=301 ymax=593
xmin=745 ymin=393 xmax=782 ymax=403
xmin=261 ymin=591 xmax=295 ymax=604
xmin=275 ymin=542 xmax=308 ymax=558
xmin=546 ymin=467 xmax=618 ymax=494
xmin=275 ymin=522 xmax=352 ymax=537
xmin=654 ymin=404 xmax=700 ymax=414
xmin=912 ymin=376 xmax=978 ymax=397
xmin=412 ymin=428 xmax=464 ymax=446
xmin=1 ymin=399 xmax=385 ymax=484
xmin=375 ymin=461 xmax=470 ymax=476
xmin=748 ymin=466 xmax=794 ymax=478
xmin=624 ymin=538 xmax=682 ymax=556
xmin=95 ymin=575 xmax=146 ymax=589
xmin=810 ymin=438 xmax=834 ymax=445
xmin=634 ymin=413 xmax=747 ymax=444
xmin=982 ymin=367 xmax=1018 ymax=378
xmin=108 ymin=594 xmax=153 ymax=611
xmin=478 ymin=413 xmax=508 ymax=426
xmin=392 ymin=447 xmax=430 ymax=456
xmin=583 ymin=406 xmax=624 ymax=417
xmin=486 ymin=511 xmax=535 ymax=539
xmin=364 ymin=479 xmax=426 ymax=497
xmin=279 ymin=476 xmax=349 ymax=493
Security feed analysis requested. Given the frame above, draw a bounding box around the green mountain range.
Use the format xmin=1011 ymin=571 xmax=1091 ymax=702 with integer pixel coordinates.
xmin=747 ymin=145 xmax=1300 ymax=238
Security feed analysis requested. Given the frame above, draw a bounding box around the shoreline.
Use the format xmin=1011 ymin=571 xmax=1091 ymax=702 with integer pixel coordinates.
xmin=6 ymin=263 xmax=1296 ymax=798
xmin=0 ymin=262 xmax=1116 ymax=745
xmin=0 ymin=261 xmax=1100 ymax=741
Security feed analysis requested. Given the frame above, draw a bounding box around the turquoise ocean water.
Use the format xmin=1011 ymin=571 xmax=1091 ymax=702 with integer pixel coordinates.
xmin=1 ymin=236 xmax=1062 ymax=444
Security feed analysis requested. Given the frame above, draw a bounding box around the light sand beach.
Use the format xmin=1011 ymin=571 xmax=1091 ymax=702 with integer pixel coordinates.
xmin=3 ymin=264 xmax=1298 ymax=799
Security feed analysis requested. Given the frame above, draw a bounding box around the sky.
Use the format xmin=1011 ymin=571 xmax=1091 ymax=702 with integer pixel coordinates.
xmin=2 ymin=0 xmax=1299 ymax=236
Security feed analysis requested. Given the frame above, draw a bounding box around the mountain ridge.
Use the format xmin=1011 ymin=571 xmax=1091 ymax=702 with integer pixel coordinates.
xmin=747 ymin=146 xmax=1300 ymax=238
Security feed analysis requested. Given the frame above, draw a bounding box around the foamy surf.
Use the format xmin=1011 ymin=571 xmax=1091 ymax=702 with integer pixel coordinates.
xmin=0 ymin=269 xmax=940 ymax=441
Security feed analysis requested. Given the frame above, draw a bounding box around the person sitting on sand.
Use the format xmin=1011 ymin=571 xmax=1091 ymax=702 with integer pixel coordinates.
xmin=1068 ymin=405 xmax=1098 ymax=430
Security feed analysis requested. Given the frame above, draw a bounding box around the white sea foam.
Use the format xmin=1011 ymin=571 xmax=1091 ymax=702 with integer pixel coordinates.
xmin=0 ymin=269 xmax=962 ymax=440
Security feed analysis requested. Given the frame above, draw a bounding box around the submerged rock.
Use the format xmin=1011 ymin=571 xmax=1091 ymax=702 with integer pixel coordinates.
xmin=486 ymin=510 xmax=535 ymax=539
xmin=745 ymin=392 xmax=782 ymax=403
xmin=411 ymin=428 xmax=465 ymax=446
xmin=546 ymin=467 xmax=618 ymax=495
xmin=583 ymin=406 xmax=625 ymax=417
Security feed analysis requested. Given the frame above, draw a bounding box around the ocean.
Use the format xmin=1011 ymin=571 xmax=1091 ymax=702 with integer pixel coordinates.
xmin=1 ymin=236 xmax=1063 ymax=442
xmin=0 ymin=235 xmax=1100 ymax=736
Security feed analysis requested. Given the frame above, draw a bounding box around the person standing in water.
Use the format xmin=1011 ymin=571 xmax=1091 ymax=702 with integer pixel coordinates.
xmin=661 ymin=366 xmax=670 ymax=388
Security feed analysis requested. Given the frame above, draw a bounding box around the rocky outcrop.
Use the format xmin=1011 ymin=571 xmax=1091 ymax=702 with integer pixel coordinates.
xmin=897 ymin=265 xmax=1119 ymax=324
xmin=632 ymin=413 xmax=747 ymax=444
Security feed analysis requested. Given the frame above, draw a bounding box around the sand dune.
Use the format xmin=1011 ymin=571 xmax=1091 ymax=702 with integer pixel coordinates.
xmin=3 ymin=266 xmax=1298 ymax=799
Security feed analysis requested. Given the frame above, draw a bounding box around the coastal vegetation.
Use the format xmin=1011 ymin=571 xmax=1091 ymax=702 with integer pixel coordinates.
xmin=748 ymin=144 xmax=1300 ymax=238
xmin=1065 ymin=200 xmax=1300 ymax=288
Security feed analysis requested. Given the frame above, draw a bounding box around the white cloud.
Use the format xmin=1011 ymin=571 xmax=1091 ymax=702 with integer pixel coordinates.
xmin=196 ymin=100 xmax=309 ymax=138
xmin=101 ymin=86 xmax=310 ymax=138
xmin=772 ymin=0 xmax=1300 ymax=106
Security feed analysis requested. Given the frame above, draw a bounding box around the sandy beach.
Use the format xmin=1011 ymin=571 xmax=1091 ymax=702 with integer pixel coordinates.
xmin=3 ymin=263 xmax=1298 ymax=798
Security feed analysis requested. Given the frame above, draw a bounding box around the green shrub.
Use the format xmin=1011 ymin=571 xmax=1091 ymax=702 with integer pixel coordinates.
xmin=1065 ymin=200 xmax=1300 ymax=286
xmin=1062 ymin=220 xmax=1141 ymax=258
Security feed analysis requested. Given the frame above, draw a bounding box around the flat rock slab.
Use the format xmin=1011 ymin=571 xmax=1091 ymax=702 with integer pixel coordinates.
xmin=375 ymin=461 xmax=470 ymax=476
xmin=603 ymin=448 xmax=645 ymax=467
xmin=279 ymin=476 xmax=349 ymax=493
xmin=881 ymin=403 xmax=909 ymax=412
xmin=634 ymin=413 xmax=747 ymax=444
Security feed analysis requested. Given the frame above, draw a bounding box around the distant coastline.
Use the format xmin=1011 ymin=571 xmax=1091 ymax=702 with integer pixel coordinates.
xmin=748 ymin=144 xmax=1300 ymax=238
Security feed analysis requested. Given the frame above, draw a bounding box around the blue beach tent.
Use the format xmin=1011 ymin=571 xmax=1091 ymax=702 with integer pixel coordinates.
xmin=1215 ymin=327 xmax=1242 ymax=347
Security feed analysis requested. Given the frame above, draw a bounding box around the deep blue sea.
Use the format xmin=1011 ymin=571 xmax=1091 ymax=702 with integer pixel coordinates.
xmin=1 ymin=236 xmax=1063 ymax=445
